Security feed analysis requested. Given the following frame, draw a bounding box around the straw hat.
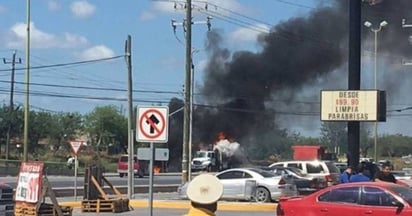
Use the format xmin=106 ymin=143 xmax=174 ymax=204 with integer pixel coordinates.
xmin=186 ymin=173 xmax=223 ymax=204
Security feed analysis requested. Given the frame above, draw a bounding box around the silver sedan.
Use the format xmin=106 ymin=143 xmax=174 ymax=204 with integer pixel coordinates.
xmin=177 ymin=168 xmax=297 ymax=203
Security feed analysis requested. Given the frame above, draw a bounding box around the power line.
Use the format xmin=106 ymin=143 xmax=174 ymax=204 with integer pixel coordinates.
xmin=0 ymin=55 xmax=124 ymax=72
xmin=273 ymin=0 xmax=315 ymax=10
xmin=0 ymin=80 xmax=181 ymax=95
xmin=1 ymin=88 xmax=411 ymax=118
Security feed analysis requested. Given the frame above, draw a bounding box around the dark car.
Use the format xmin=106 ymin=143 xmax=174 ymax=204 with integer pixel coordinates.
xmin=0 ymin=182 xmax=14 ymax=216
xmin=264 ymin=166 xmax=327 ymax=195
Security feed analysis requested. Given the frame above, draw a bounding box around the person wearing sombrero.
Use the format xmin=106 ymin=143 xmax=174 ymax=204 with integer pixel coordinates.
xmin=184 ymin=173 xmax=223 ymax=216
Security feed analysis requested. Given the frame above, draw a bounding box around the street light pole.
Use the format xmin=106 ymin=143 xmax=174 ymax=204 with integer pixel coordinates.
xmin=364 ymin=20 xmax=388 ymax=162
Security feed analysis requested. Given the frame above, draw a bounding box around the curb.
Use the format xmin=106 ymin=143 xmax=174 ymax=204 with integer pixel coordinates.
xmin=60 ymin=200 xmax=276 ymax=212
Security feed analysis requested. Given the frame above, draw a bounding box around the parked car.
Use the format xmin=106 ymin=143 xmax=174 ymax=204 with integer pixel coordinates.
xmin=277 ymin=182 xmax=412 ymax=216
xmin=269 ymin=160 xmax=341 ymax=186
xmin=117 ymin=154 xmax=144 ymax=178
xmin=177 ymin=167 xmax=297 ymax=203
xmin=391 ymin=171 xmax=412 ymax=180
xmin=0 ymin=182 xmax=14 ymax=216
xmin=265 ymin=166 xmax=327 ymax=195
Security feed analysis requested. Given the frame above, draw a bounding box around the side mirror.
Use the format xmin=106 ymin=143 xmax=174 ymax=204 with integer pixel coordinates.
xmin=393 ymin=200 xmax=404 ymax=214
xmin=393 ymin=200 xmax=404 ymax=208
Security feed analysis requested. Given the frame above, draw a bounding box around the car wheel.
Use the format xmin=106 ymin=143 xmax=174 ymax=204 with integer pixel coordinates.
xmin=255 ymin=187 xmax=271 ymax=203
xmin=119 ymin=173 xmax=124 ymax=178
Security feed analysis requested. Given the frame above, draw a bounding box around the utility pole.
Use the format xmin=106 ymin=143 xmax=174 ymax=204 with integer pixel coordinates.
xmin=125 ymin=35 xmax=134 ymax=199
xmin=23 ymin=0 xmax=31 ymax=162
xmin=172 ymin=1 xmax=212 ymax=184
xmin=182 ymin=0 xmax=192 ymax=184
xmin=3 ymin=51 xmax=22 ymax=165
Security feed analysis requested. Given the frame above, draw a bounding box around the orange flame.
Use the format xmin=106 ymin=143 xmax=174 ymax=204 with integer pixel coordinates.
xmin=215 ymin=132 xmax=235 ymax=144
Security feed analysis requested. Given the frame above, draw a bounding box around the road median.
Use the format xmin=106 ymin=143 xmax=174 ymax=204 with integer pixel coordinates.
xmin=59 ymin=199 xmax=277 ymax=212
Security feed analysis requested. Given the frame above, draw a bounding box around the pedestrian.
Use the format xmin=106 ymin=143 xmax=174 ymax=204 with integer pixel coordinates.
xmin=183 ymin=173 xmax=223 ymax=216
xmin=349 ymin=164 xmax=371 ymax=182
xmin=374 ymin=164 xmax=397 ymax=183
xmin=339 ymin=166 xmax=353 ymax=183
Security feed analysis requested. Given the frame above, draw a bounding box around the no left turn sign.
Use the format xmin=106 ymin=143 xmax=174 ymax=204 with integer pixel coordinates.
xmin=136 ymin=106 xmax=169 ymax=143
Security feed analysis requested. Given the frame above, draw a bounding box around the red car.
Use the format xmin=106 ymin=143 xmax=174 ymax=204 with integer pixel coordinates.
xmin=277 ymin=182 xmax=412 ymax=216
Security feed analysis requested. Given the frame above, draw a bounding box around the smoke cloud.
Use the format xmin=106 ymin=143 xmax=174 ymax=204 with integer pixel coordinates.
xmin=191 ymin=0 xmax=412 ymax=155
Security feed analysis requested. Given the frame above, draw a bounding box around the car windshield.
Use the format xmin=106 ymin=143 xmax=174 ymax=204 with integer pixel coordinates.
xmin=390 ymin=185 xmax=412 ymax=205
xmin=248 ymin=168 xmax=277 ymax=177
xmin=195 ymin=152 xmax=207 ymax=158
xmin=120 ymin=156 xmax=128 ymax=162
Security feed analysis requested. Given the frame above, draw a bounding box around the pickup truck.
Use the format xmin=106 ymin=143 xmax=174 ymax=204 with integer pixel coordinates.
xmin=117 ymin=154 xmax=144 ymax=178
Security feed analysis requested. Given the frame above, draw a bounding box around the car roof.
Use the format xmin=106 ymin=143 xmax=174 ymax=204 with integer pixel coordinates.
xmin=272 ymin=160 xmax=330 ymax=163
xmin=0 ymin=182 xmax=12 ymax=189
xmin=217 ymin=167 xmax=272 ymax=174
xmin=330 ymin=181 xmax=400 ymax=188
xmin=270 ymin=160 xmax=332 ymax=166
xmin=269 ymin=166 xmax=302 ymax=171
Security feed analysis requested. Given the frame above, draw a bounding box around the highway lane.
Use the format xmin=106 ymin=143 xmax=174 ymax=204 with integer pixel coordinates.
xmin=2 ymin=175 xmax=183 ymax=189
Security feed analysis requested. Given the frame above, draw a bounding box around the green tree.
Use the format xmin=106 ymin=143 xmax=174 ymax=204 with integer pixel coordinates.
xmin=379 ymin=134 xmax=412 ymax=157
xmin=0 ymin=105 xmax=23 ymax=155
xmin=28 ymin=111 xmax=54 ymax=154
xmin=359 ymin=123 xmax=372 ymax=157
xmin=83 ymin=105 xmax=127 ymax=152
xmin=320 ymin=122 xmax=347 ymax=155
xmin=47 ymin=112 xmax=83 ymax=153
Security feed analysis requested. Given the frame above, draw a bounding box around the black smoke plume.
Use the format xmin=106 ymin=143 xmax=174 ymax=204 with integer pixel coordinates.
xmin=172 ymin=1 xmax=412 ymax=162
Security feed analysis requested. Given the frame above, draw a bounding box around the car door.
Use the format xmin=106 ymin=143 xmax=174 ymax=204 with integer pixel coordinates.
xmin=359 ymin=186 xmax=411 ymax=216
xmin=316 ymin=186 xmax=362 ymax=216
xmin=216 ymin=170 xmax=246 ymax=200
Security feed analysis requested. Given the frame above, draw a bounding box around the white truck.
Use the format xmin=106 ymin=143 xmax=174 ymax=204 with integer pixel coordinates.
xmin=191 ymin=139 xmax=243 ymax=172
xmin=191 ymin=150 xmax=217 ymax=172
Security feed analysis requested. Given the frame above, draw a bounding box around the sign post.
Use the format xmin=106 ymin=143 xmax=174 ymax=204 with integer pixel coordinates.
xmin=136 ymin=106 xmax=169 ymax=216
xmin=69 ymin=141 xmax=83 ymax=201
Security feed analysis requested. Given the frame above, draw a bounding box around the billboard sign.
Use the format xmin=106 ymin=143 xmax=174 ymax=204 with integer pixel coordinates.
xmin=321 ymin=90 xmax=381 ymax=121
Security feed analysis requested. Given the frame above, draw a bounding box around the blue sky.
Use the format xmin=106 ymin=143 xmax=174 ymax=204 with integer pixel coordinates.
xmin=1 ymin=0 xmax=412 ymax=137
xmin=0 ymin=0 xmax=317 ymax=114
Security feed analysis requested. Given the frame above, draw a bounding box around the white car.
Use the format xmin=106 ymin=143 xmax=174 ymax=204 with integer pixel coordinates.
xmin=177 ymin=168 xmax=297 ymax=203
xmin=269 ymin=160 xmax=341 ymax=186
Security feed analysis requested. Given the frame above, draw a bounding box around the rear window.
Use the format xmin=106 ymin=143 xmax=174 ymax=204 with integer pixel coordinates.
xmin=248 ymin=168 xmax=277 ymax=177
xmin=325 ymin=162 xmax=340 ymax=174
xmin=306 ymin=163 xmax=324 ymax=173
xmin=286 ymin=163 xmax=303 ymax=170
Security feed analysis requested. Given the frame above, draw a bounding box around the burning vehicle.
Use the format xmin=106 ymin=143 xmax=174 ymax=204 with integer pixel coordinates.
xmin=191 ymin=136 xmax=249 ymax=172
